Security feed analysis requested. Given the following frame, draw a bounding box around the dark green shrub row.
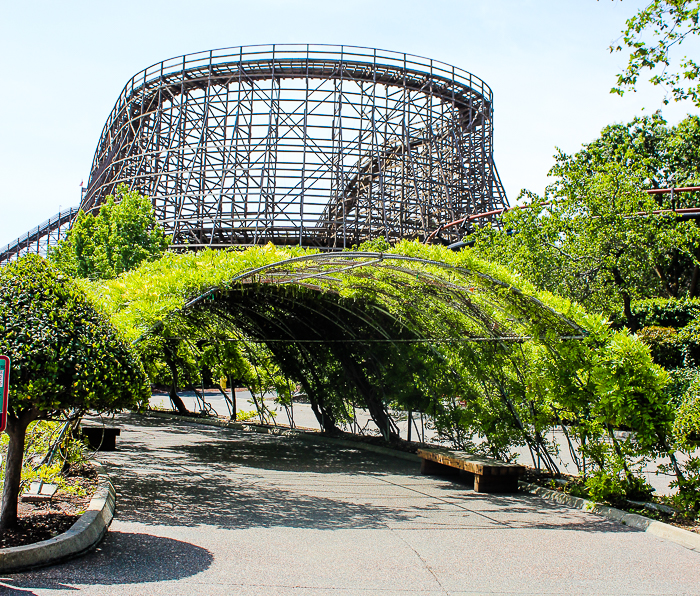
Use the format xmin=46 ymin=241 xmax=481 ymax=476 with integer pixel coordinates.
xmin=613 ymin=298 xmax=700 ymax=330
xmin=637 ymin=323 xmax=700 ymax=370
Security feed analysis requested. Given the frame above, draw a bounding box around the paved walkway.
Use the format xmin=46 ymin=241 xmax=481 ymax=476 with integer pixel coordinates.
xmin=152 ymin=390 xmax=687 ymax=495
xmin=2 ymin=414 xmax=699 ymax=595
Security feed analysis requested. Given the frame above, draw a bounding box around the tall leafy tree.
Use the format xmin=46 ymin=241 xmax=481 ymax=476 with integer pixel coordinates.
xmin=471 ymin=115 xmax=700 ymax=328
xmin=583 ymin=113 xmax=700 ymax=198
xmin=612 ymin=0 xmax=700 ymax=106
xmin=0 ymin=256 xmax=149 ymax=528
xmin=50 ymin=184 xmax=170 ymax=279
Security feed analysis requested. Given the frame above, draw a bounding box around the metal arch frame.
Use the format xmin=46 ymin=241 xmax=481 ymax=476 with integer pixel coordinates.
xmin=82 ymin=44 xmax=508 ymax=250
xmin=127 ymin=249 xmax=590 ymax=452
xmin=149 ymin=251 xmax=586 ymax=343
xmin=149 ymin=251 xmax=587 ymax=446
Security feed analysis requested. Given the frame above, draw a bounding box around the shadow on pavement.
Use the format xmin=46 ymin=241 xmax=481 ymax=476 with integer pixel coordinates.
xmin=88 ymin=414 xmax=418 ymax=530
xmin=424 ymin=478 xmax=639 ymax=533
xmin=176 ymin=432 xmax=416 ymax=474
xmin=104 ymin=446 xmax=415 ymax=530
xmin=97 ymin=414 xmax=639 ymax=535
xmin=114 ymin=414 xmax=409 ymax=475
xmin=0 ymin=532 xmax=213 ymax=593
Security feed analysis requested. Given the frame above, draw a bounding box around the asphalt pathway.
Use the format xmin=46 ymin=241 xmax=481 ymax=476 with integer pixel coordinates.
xmin=1 ymin=414 xmax=699 ymax=595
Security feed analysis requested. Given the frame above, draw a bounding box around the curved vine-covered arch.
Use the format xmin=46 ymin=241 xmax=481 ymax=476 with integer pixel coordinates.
xmin=92 ymin=242 xmax=656 ymax=471
xmin=177 ymin=251 xmax=587 ymax=339
xmin=143 ymin=250 xmax=587 ymax=449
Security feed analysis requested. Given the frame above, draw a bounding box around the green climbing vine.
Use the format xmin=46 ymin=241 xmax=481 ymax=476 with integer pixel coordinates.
xmin=80 ymin=241 xmax=696 ymax=509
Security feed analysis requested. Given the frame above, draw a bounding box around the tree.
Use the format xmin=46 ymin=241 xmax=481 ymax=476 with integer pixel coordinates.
xmin=0 ymin=256 xmax=149 ymax=528
xmin=50 ymin=184 xmax=170 ymax=279
xmin=578 ymin=113 xmax=700 ymax=198
xmin=471 ymin=115 xmax=700 ymax=328
xmin=612 ymin=0 xmax=700 ymax=106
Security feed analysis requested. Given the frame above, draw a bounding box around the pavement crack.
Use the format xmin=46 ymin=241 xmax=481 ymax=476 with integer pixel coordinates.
xmin=370 ymin=474 xmax=513 ymax=528
xmin=390 ymin=529 xmax=450 ymax=595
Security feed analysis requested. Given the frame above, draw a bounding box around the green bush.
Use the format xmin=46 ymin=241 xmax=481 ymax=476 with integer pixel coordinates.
xmin=635 ymin=320 xmax=700 ymax=369
xmin=236 ymin=410 xmax=262 ymax=422
xmin=674 ymin=378 xmax=700 ymax=445
xmin=669 ymin=457 xmax=700 ymax=513
xmin=678 ymin=319 xmax=700 ymax=367
xmin=614 ymin=298 xmax=700 ymax=330
xmin=665 ymin=367 xmax=700 ymax=406
xmin=585 ymin=466 xmax=655 ymax=503
xmin=636 ymin=326 xmax=683 ymax=368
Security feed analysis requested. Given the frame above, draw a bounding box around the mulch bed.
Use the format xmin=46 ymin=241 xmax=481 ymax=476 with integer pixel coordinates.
xmin=0 ymin=463 xmax=98 ymax=549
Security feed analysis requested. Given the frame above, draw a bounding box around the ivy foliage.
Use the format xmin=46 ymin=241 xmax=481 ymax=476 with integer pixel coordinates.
xmin=81 ymin=241 xmax=691 ymax=505
xmin=49 ymin=184 xmax=170 ymax=280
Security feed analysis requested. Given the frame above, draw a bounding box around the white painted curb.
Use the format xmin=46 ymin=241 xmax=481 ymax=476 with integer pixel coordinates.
xmin=0 ymin=461 xmax=116 ymax=573
xmin=521 ymin=481 xmax=700 ymax=554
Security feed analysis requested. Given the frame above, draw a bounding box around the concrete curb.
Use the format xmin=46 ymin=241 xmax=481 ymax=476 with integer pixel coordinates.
xmin=0 ymin=461 xmax=116 ymax=574
xmin=520 ymin=481 xmax=700 ymax=554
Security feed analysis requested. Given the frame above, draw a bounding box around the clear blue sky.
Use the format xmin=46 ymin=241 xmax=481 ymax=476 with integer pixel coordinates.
xmin=1 ymin=0 xmax=697 ymax=247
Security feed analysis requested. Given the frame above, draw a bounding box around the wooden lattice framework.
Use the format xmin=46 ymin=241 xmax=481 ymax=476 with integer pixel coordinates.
xmin=0 ymin=45 xmax=508 ymax=264
xmin=82 ymin=44 xmax=508 ymax=249
xmin=0 ymin=207 xmax=79 ymax=265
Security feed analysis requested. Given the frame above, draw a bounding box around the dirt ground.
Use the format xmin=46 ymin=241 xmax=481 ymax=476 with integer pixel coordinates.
xmin=0 ymin=463 xmax=97 ymax=548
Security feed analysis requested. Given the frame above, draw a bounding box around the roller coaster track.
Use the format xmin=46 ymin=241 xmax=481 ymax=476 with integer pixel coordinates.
xmin=1 ymin=45 xmax=507 ymax=262
xmin=79 ymin=45 xmax=504 ymax=249
xmin=85 ymin=51 xmax=492 ymax=210
xmin=0 ymin=207 xmax=79 ymax=264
